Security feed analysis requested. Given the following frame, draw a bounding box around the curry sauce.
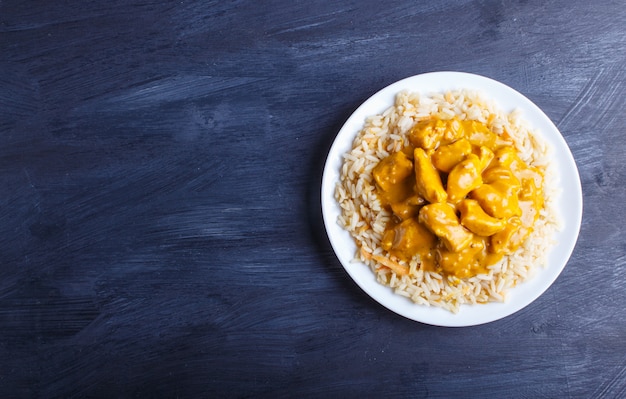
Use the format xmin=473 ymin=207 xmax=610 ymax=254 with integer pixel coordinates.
xmin=372 ymin=118 xmax=544 ymax=279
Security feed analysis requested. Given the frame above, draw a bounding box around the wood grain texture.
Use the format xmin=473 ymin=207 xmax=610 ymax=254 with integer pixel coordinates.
xmin=1 ymin=0 xmax=625 ymax=397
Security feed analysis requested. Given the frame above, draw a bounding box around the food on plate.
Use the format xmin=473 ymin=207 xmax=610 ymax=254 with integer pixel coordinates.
xmin=372 ymin=116 xmax=544 ymax=279
xmin=335 ymin=90 xmax=560 ymax=312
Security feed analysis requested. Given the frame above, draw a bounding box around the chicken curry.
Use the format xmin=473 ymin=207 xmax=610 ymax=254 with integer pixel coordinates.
xmin=372 ymin=118 xmax=544 ymax=279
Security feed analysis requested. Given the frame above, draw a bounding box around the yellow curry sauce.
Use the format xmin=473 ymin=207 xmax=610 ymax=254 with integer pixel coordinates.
xmin=372 ymin=118 xmax=544 ymax=279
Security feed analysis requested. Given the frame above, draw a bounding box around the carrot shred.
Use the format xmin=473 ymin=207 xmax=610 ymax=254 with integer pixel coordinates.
xmin=371 ymin=254 xmax=409 ymax=276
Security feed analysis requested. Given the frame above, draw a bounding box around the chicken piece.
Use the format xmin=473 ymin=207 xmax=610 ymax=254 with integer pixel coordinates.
xmin=519 ymin=176 xmax=541 ymax=201
xmin=446 ymin=154 xmax=483 ymax=203
xmin=381 ymin=218 xmax=437 ymax=261
xmin=492 ymin=146 xmax=521 ymax=170
xmin=458 ymin=199 xmax=507 ymax=236
xmin=469 ymin=181 xmax=521 ymax=219
xmin=492 ymin=146 xmax=541 ymax=183
xmin=389 ymin=195 xmax=425 ymax=221
xmin=418 ymin=203 xmax=473 ymax=252
xmin=463 ymin=120 xmax=497 ymax=149
xmin=482 ymin=166 xmax=521 ymax=188
xmin=372 ymin=151 xmax=413 ymax=192
xmin=408 ymin=119 xmax=447 ymax=150
xmin=437 ymin=237 xmax=487 ymax=278
xmin=492 ymin=146 xmax=544 ymax=218
xmin=490 ymin=216 xmax=526 ymax=255
xmin=414 ymin=148 xmax=447 ymax=203
xmin=518 ymin=176 xmax=543 ymax=228
xmin=442 ymin=118 xmax=465 ymax=143
xmin=431 ymin=138 xmax=472 ymax=173
xmin=477 ymin=146 xmax=495 ymax=171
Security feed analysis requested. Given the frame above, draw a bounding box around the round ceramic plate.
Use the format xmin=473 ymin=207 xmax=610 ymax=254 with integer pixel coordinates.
xmin=321 ymin=71 xmax=582 ymax=327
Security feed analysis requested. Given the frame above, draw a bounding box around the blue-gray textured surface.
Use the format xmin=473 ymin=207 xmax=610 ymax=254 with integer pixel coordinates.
xmin=0 ymin=0 xmax=625 ymax=397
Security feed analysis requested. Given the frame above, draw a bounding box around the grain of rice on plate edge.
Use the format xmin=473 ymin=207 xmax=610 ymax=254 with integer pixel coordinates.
xmin=334 ymin=89 xmax=562 ymax=313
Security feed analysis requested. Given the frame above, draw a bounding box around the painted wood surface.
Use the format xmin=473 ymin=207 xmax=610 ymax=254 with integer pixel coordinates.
xmin=1 ymin=0 xmax=625 ymax=397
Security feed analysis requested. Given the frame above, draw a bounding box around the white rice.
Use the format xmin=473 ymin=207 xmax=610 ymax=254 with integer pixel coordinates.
xmin=335 ymin=90 xmax=561 ymax=313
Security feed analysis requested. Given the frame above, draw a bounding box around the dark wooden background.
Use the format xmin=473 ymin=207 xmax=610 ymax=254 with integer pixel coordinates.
xmin=1 ymin=0 xmax=625 ymax=397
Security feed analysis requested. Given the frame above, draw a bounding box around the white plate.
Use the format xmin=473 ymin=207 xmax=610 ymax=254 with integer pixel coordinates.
xmin=321 ymin=71 xmax=582 ymax=327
